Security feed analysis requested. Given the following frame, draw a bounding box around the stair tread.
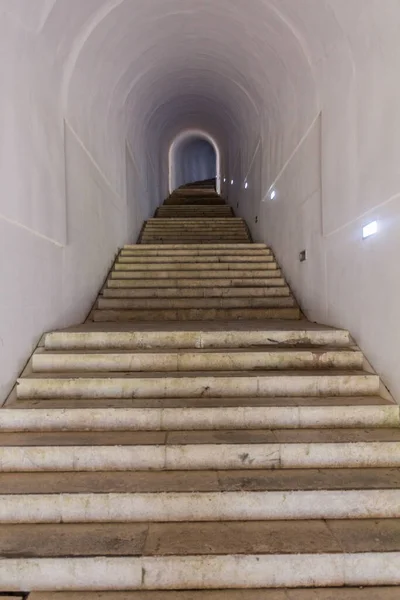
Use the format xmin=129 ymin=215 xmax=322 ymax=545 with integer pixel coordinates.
xmin=2 ymin=519 xmax=400 ymax=557
xmin=12 ymin=395 xmax=394 ymax=408
xmin=20 ymin=369 xmax=375 ymax=378
xmin=1 ymin=468 xmax=400 ymax=493
xmin=35 ymin=346 xmax=360 ymax=355
xmin=2 ymin=428 xmax=400 ymax=446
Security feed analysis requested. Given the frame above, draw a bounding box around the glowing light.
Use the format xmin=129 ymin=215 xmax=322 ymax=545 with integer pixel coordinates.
xmin=231 ymin=180 xmax=234 ymax=185
xmin=244 ymin=182 xmax=248 ymax=189
xmin=363 ymin=221 xmax=378 ymax=239
xmin=270 ymin=189 xmax=276 ymax=200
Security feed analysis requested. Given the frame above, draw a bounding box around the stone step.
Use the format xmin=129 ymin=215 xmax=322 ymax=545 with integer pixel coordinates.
xmin=140 ymin=238 xmax=251 ymax=243
xmin=1 ymin=521 xmax=400 ymax=590
xmin=102 ymin=286 xmax=291 ymax=298
xmin=25 ymin=588 xmax=400 ymax=600
xmin=120 ymin=249 xmax=272 ymax=256
xmin=124 ymin=244 xmax=268 ymax=249
xmin=155 ymin=210 xmax=234 ymax=213
xmin=144 ymin=225 xmax=246 ymax=230
xmin=16 ymin=396 xmax=391 ymax=409
xmin=110 ymin=269 xmax=281 ymax=279
xmin=2 ymin=403 xmax=398 ymax=431
xmin=92 ymin=307 xmax=301 ymax=321
xmin=16 ymin=371 xmax=380 ymax=399
xmin=155 ymin=213 xmax=234 ymax=218
xmin=107 ymin=277 xmax=285 ymax=288
xmin=44 ymin=326 xmax=352 ymax=350
xmin=143 ymin=228 xmax=247 ymax=232
xmin=2 ymin=431 xmax=400 ymax=471
xmin=2 ymin=488 xmax=400 ymax=523
xmin=140 ymin=240 xmax=252 ymax=244
xmin=32 ymin=348 xmax=363 ymax=373
xmin=146 ymin=218 xmax=244 ymax=222
xmin=114 ymin=262 xmax=277 ymax=272
xmin=118 ymin=255 xmax=275 ymax=263
xmin=1 ymin=467 xmax=399 ymax=493
xmin=97 ymin=297 xmax=296 ymax=311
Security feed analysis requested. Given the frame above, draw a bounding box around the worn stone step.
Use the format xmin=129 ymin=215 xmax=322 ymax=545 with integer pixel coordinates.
xmin=2 ymin=489 xmax=400 ymax=523
xmin=44 ymin=325 xmax=352 ymax=350
xmin=125 ymin=244 xmax=267 ymax=249
xmin=156 ymin=213 xmax=234 ymax=218
xmin=3 ymin=404 xmax=397 ymax=432
xmin=114 ymin=262 xmax=277 ymax=272
xmin=1 ymin=521 xmax=400 ymax=590
xmin=139 ymin=237 xmax=250 ymax=241
xmin=146 ymin=218 xmax=244 ymax=223
xmin=25 ymin=588 xmax=400 ymax=600
xmin=93 ymin=307 xmax=301 ymax=321
xmin=141 ymin=237 xmax=250 ymax=245
xmin=110 ymin=269 xmax=281 ymax=279
xmin=1 ymin=433 xmax=400 ymax=471
xmin=16 ymin=396 xmax=391 ymax=410
xmin=1 ymin=467 xmax=399 ymax=493
xmin=97 ymin=297 xmax=295 ymax=311
xmin=117 ymin=255 xmax=275 ymax=264
xmin=107 ymin=277 xmax=286 ymax=288
xmin=32 ymin=348 xmax=363 ymax=373
xmin=16 ymin=371 xmax=380 ymax=400
xmin=120 ymin=249 xmax=271 ymax=256
xmin=102 ymin=286 xmax=291 ymax=299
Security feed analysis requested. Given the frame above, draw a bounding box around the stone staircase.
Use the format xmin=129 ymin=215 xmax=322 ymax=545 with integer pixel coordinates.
xmin=1 ymin=185 xmax=400 ymax=597
xmin=94 ymin=190 xmax=300 ymax=321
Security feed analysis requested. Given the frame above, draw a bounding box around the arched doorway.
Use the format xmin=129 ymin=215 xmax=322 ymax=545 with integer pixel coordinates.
xmin=169 ymin=130 xmax=221 ymax=193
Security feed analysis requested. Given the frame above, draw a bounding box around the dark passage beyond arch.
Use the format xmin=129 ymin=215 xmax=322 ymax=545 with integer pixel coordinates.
xmin=174 ymin=138 xmax=217 ymax=189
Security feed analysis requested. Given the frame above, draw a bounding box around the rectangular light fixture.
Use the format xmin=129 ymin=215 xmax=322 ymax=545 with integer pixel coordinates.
xmin=362 ymin=221 xmax=378 ymax=239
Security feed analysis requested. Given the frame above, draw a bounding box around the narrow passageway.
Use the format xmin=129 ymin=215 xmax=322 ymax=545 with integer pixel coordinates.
xmin=2 ymin=182 xmax=400 ymax=596
xmin=2 ymin=0 xmax=400 ymax=596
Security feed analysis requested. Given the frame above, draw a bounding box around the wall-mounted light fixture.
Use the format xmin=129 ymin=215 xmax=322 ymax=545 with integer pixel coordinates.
xmin=362 ymin=221 xmax=378 ymax=239
xmin=231 ymin=180 xmax=234 ymax=185
xmin=270 ymin=189 xmax=277 ymax=200
xmin=244 ymin=182 xmax=248 ymax=189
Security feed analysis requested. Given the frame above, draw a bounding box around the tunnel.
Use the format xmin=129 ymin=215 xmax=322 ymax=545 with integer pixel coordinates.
xmin=1 ymin=0 xmax=400 ymax=404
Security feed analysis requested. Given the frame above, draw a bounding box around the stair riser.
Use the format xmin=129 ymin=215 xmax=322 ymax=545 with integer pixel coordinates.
xmin=2 ymin=490 xmax=400 ymax=523
xmin=2 ymin=407 xmax=398 ymax=431
xmin=102 ymin=287 xmax=291 ymax=298
xmin=32 ymin=351 xmax=363 ymax=373
xmin=107 ymin=278 xmax=286 ymax=288
xmin=44 ymin=329 xmax=352 ymax=350
xmin=110 ymin=270 xmax=282 ymax=279
xmin=2 ymin=553 xmax=400 ymax=590
xmin=93 ymin=308 xmax=301 ymax=321
xmin=0 ymin=442 xmax=399 ymax=471
xmin=17 ymin=374 xmax=379 ymax=399
xmin=96 ymin=298 xmax=295 ymax=310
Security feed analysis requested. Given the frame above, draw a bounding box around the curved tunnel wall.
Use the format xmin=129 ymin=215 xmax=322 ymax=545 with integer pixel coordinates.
xmin=1 ymin=1 xmax=400 ymax=401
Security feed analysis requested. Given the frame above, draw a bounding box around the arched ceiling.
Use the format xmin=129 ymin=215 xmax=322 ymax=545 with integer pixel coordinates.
xmin=5 ymin=0 xmax=355 ymax=196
